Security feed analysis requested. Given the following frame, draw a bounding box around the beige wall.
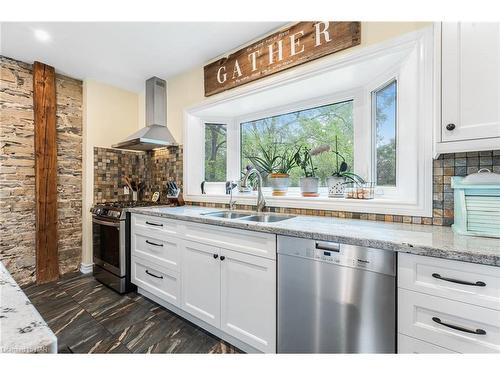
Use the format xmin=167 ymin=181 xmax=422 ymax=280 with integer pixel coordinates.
xmin=165 ymin=22 xmax=432 ymax=144
xmin=81 ymin=80 xmax=139 ymax=266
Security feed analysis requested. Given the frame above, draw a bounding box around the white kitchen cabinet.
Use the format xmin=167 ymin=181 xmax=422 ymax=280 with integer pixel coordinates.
xmin=130 ymin=213 xmax=278 ymax=352
xmin=398 ymin=288 xmax=500 ymax=353
xmin=398 ymin=334 xmax=458 ymax=354
xmin=132 ymin=228 xmax=181 ymax=272
xmin=181 ymin=239 xmax=221 ymax=327
xmin=398 ymin=253 xmax=500 ymax=310
xmin=183 ymin=221 xmax=276 ymax=260
xmin=131 ymin=256 xmax=181 ymax=307
xmin=398 ymin=253 xmax=500 ymax=354
xmin=220 ymin=248 xmax=276 ymax=353
xmin=439 ymin=22 xmax=500 ymax=151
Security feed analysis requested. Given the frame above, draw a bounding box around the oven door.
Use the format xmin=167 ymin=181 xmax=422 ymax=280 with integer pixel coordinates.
xmin=92 ymin=216 xmax=126 ymax=277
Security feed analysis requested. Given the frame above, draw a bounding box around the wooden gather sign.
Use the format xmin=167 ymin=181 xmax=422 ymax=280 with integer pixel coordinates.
xmin=204 ymin=21 xmax=361 ymax=97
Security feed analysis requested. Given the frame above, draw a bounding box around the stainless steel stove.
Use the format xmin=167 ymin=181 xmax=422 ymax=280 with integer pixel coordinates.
xmin=91 ymin=201 xmax=159 ymax=293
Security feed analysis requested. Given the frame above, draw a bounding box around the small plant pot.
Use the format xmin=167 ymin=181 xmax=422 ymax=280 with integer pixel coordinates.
xmin=299 ymin=177 xmax=319 ymax=197
xmin=269 ymin=173 xmax=290 ymax=196
xmin=327 ymin=176 xmax=346 ymax=198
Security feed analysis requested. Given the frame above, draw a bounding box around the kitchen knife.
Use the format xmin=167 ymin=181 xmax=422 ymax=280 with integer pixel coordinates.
xmin=124 ymin=176 xmax=133 ymax=191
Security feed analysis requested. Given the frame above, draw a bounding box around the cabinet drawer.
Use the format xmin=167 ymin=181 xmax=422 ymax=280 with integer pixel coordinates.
xmin=398 ymin=334 xmax=458 ymax=353
xmin=398 ymin=253 xmax=500 ymax=310
xmin=184 ymin=221 xmax=276 ymax=260
xmin=131 ymin=228 xmax=180 ymax=272
xmin=398 ymin=288 xmax=500 ymax=353
xmin=132 ymin=213 xmax=181 ymax=236
xmin=131 ymin=256 xmax=180 ymax=307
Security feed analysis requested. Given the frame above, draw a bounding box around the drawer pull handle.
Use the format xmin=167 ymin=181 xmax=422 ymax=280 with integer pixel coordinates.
xmin=146 ymin=221 xmax=163 ymax=227
xmin=145 ymin=270 xmax=163 ymax=279
xmin=432 ymin=273 xmax=486 ymax=287
xmin=432 ymin=317 xmax=486 ymax=335
xmin=213 ymin=254 xmax=219 ymax=259
xmin=145 ymin=240 xmax=163 ymax=247
xmin=220 ymin=256 xmax=225 ymax=261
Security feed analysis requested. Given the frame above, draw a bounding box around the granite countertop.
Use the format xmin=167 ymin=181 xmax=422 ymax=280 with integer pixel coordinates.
xmin=0 ymin=261 xmax=57 ymax=353
xmin=128 ymin=205 xmax=500 ymax=267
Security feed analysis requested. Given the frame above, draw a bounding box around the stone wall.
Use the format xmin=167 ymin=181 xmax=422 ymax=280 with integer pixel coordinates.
xmin=0 ymin=56 xmax=83 ymax=285
xmin=93 ymin=146 xmax=183 ymax=203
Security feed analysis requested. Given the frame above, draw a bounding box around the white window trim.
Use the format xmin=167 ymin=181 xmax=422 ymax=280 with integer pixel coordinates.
xmin=184 ymin=26 xmax=435 ymax=217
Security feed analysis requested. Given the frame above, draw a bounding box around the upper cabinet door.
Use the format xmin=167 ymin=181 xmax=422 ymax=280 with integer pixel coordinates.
xmin=181 ymin=239 xmax=221 ymax=328
xmin=441 ymin=22 xmax=500 ymax=142
xmin=220 ymin=248 xmax=276 ymax=353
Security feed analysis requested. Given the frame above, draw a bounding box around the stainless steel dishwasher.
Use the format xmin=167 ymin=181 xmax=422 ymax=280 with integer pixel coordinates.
xmin=277 ymin=235 xmax=396 ymax=353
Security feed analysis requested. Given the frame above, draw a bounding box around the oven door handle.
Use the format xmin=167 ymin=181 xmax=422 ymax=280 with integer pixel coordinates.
xmin=92 ymin=218 xmax=120 ymax=227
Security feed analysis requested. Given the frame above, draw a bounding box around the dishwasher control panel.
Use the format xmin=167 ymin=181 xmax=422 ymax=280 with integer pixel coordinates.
xmin=278 ymin=235 xmax=396 ymax=276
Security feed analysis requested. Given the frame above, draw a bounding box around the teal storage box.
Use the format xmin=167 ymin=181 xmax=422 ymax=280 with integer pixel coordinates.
xmin=451 ymin=169 xmax=500 ymax=238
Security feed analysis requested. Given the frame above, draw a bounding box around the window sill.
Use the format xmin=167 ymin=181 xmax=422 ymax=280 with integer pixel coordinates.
xmin=184 ymin=192 xmax=431 ymax=217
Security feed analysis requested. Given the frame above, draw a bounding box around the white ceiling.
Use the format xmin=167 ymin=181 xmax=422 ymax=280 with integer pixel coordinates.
xmin=0 ymin=22 xmax=286 ymax=92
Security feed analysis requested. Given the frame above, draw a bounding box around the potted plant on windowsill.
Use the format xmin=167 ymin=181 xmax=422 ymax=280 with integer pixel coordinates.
xmin=248 ymin=144 xmax=299 ymax=196
xmin=270 ymin=147 xmax=300 ymax=196
xmin=295 ymin=146 xmax=319 ymax=197
xmin=327 ymin=137 xmax=364 ymax=198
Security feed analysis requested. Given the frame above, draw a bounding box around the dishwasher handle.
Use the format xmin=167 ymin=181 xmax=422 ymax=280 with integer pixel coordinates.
xmin=315 ymin=241 xmax=340 ymax=252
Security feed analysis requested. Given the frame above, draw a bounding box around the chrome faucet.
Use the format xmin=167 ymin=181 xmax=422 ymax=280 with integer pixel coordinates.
xmin=242 ymin=167 xmax=266 ymax=212
xmin=226 ymin=181 xmax=238 ymax=211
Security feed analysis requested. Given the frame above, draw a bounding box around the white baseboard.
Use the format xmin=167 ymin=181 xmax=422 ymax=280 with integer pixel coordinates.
xmin=79 ymin=262 xmax=93 ymax=274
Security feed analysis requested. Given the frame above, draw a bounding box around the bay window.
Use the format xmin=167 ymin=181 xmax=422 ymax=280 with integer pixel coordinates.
xmin=185 ymin=27 xmax=434 ymax=216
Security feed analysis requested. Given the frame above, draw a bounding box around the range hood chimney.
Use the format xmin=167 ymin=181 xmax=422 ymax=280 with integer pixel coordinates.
xmin=112 ymin=77 xmax=177 ymax=151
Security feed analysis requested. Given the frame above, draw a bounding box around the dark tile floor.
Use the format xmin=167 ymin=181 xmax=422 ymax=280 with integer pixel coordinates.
xmin=22 ymin=273 xmax=242 ymax=354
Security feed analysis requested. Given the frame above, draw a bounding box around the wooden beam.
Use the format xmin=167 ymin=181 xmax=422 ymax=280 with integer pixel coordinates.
xmin=33 ymin=61 xmax=59 ymax=284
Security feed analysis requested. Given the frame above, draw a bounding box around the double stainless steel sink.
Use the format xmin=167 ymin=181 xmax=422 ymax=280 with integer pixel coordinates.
xmin=202 ymin=210 xmax=295 ymax=223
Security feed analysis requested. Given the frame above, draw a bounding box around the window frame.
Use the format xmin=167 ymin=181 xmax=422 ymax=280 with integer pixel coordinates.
xmin=203 ymin=122 xmax=228 ymax=183
xmin=371 ymin=78 xmax=398 ymax=188
xmin=200 ymin=117 xmax=233 ymax=195
xmin=234 ymin=89 xmax=362 ymax=196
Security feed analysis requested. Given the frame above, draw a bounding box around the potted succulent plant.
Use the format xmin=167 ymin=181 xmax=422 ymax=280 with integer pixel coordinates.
xmin=295 ymin=147 xmax=319 ymax=197
xmin=327 ymin=137 xmax=364 ymax=198
xmin=248 ymin=144 xmax=299 ymax=196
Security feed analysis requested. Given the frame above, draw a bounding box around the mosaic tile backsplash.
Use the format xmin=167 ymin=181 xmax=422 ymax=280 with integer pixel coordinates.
xmin=432 ymin=150 xmax=500 ymax=226
xmin=189 ymin=150 xmax=500 ymax=226
xmin=94 ymin=146 xmax=183 ymax=203
xmin=94 ymin=146 xmax=499 ymax=226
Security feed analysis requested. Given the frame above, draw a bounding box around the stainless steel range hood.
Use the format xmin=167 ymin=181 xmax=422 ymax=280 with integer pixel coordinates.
xmin=112 ymin=77 xmax=177 ymax=151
